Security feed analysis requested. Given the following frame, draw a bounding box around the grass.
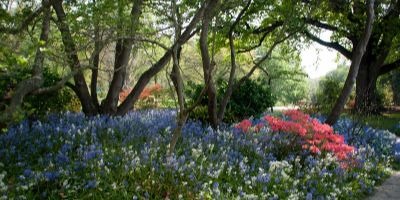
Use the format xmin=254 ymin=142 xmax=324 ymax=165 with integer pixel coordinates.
xmin=349 ymin=112 xmax=400 ymax=137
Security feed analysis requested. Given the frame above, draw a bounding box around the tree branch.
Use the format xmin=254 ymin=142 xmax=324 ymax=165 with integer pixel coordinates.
xmin=237 ymin=32 xmax=295 ymax=86
xmin=304 ymin=30 xmax=352 ymax=59
xmin=379 ymin=58 xmax=400 ymax=75
xmin=238 ymin=21 xmax=284 ymax=53
xmin=0 ymin=6 xmax=44 ymax=34
xmin=304 ymin=18 xmax=341 ymax=32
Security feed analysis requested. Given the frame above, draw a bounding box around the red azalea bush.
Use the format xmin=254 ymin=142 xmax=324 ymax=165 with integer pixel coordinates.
xmin=119 ymin=83 xmax=162 ymax=102
xmin=235 ymin=110 xmax=355 ymax=160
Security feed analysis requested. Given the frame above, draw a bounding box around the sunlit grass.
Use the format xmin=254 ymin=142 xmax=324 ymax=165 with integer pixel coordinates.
xmin=349 ymin=112 xmax=400 ymax=137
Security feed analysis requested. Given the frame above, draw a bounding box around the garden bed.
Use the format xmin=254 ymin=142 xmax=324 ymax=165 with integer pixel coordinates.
xmin=0 ymin=110 xmax=398 ymax=199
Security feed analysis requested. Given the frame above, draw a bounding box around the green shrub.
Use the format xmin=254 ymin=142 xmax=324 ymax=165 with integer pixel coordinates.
xmin=315 ymin=76 xmax=345 ymax=114
xmin=185 ymin=78 xmax=276 ymax=123
xmin=0 ymin=67 xmax=81 ymax=121
xmin=227 ymin=78 xmax=275 ymax=120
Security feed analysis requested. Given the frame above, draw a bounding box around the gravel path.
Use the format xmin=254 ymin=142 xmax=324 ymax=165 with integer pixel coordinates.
xmin=366 ymin=171 xmax=400 ymax=200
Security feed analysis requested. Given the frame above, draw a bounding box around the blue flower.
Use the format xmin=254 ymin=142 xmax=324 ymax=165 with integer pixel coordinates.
xmin=43 ymin=171 xmax=59 ymax=181
xmin=306 ymin=192 xmax=312 ymax=200
xmin=23 ymin=169 xmax=33 ymax=178
xmin=85 ymin=180 xmax=97 ymax=189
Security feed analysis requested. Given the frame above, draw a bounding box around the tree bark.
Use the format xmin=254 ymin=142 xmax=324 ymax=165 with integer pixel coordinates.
xmin=90 ymin=0 xmax=100 ymax=109
xmin=101 ymin=0 xmax=143 ymax=114
xmin=325 ymin=0 xmax=375 ymax=125
xmin=199 ymin=0 xmax=220 ymax=128
xmin=355 ymin=61 xmax=380 ymax=114
xmin=52 ymin=0 xmax=97 ymax=115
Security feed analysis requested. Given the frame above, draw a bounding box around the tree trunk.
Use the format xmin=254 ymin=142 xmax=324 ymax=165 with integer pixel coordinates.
xmin=101 ymin=0 xmax=143 ymax=114
xmin=168 ymin=46 xmax=187 ymax=155
xmin=101 ymin=39 xmax=132 ymax=114
xmin=199 ymin=0 xmax=220 ymax=128
xmin=90 ymin=0 xmax=100 ymax=110
xmin=325 ymin=0 xmax=375 ymax=125
xmin=355 ymin=62 xmax=380 ymax=114
xmin=52 ymin=0 xmax=97 ymax=115
xmin=217 ymin=0 xmax=252 ymax=123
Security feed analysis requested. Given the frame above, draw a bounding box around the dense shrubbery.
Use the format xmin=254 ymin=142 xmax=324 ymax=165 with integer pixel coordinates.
xmin=185 ymin=78 xmax=275 ymax=123
xmin=0 ymin=67 xmax=80 ymax=121
xmin=0 ymin=109 xmax=398 ymax=199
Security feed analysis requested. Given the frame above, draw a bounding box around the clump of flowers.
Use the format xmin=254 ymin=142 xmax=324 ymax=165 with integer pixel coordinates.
xmin=236 ymin=110 xmax=355 ymax=160
xmin=234 ymin=119 xmax=252 ymax=133
xmin=266 ymin=110 xmax=355 ymax=159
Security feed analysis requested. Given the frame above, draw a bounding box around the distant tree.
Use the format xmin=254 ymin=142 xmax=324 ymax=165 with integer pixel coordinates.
xmin=259 ymin=46 xmax=309 ymax=105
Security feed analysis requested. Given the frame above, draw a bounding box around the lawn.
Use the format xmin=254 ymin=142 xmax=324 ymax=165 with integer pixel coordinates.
xmin=355 ymin=112 xmax=400 ymax=136
xmin=0 ymin=109 xmax=398 ymax=199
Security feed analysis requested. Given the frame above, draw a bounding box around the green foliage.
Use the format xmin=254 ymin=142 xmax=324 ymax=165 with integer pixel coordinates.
xmin=377 ymin=71 xmax=399 ymax=107
xmin=313 ymin=65 xmax=351 ymax=114
xmin=260 ymin=46 xmax=309 ymax=105
xmin=226 ymin=78 xmax=275 ymax=120
xmin=185 ymin=78 xmax=276 ymax=123
xmin=0 ymin=67 xmax=81 ymax=121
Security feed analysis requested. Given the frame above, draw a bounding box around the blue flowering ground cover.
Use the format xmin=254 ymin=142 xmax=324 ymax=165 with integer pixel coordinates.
xmin=0 ymin=109 xmax=398 ymax=199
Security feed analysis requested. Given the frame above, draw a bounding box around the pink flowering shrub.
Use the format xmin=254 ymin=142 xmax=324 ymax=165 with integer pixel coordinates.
xmin=235 ymin=110 xmax=355 ymax=160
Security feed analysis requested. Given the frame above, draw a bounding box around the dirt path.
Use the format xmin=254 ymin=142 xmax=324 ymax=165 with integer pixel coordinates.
xmin=366 ymin=171 xmax=400 ymax=200
xmin=367 ymin=137 xmax=400 ymax=200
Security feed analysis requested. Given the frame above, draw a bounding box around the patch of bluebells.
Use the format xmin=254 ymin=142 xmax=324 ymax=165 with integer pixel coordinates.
xmin=0 ymin=109 xmax=397 ymax=199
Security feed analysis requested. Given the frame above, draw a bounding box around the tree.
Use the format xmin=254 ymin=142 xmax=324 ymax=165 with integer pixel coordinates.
xmin=303 ymin=0 xmax=400 ymax=115
xmin=325 ymin=0 xmax=375 ymax=125
xmin=197 ymin=0 xmax=299 ymax=127
xmin=0 ymin=0 xmax=210 ymax=120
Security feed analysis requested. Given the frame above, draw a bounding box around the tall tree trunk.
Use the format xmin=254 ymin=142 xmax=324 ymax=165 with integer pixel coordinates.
xmin=101 ymin=0 xmax=143 ymax=114
xmin=168 ymin=0 xmax=186 ymax=155
xmin=90 ymin=0 xmax=100 ymax=109
xmin=0 ymin=0 xmax=50 ymax=123
xmin=168 ymin=45 xmax=186 ymax=155
xmin=101 ymin=39 xmax=132 ymax=114
xmin=199 ymin=0 xmax=220 ymax=128
xmin=325 ymin=0 xmax=375 ymax=125
xmin=52 ymin=0 xmax=97 ymax=115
